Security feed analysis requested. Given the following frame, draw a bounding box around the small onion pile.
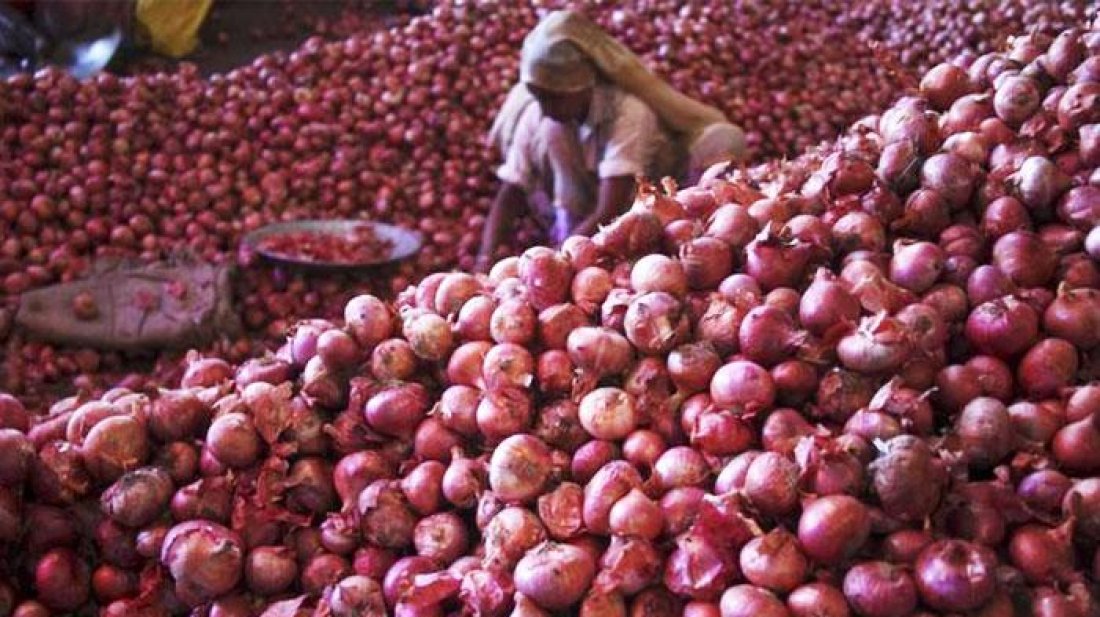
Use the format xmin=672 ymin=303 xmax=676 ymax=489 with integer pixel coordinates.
xmin=0 ymin=11 xmax=1098 ymax=617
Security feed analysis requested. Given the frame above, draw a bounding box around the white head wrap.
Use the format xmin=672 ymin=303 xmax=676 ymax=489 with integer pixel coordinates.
xmin=490 ymin=10 xmax=745 ymax=169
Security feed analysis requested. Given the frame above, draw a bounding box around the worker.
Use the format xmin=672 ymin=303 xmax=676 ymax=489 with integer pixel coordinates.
xmin=475 ymin=10 xmax=746 ymax=272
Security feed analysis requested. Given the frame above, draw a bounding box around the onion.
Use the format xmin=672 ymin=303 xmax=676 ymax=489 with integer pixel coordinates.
xmin=403 ymin=311 xmax=454 ymax=361
xmin=913 ymin=540 xmax=997 ymax=612
xmin=1018 ymin=338 xmax=1079 ymax=398
xmin=344 ymin=295 xmax=393 ymax=348
xmin=1044 ymin=287 xmax=1100 ymax=349
xmin=889 ymin=240 xmax=944 ymax=293
xmin=738 ymin=305 xmax=802 ymax=367
xmin=740 ymin=529 xmax=807 ymax=593
xmin=476 ymin=387 xmax=533 ymax=444
xmin=484 ymin=506 xmax=547 ymax=571
xmin=842 ymin=561 xmax=918 ymax=617
xmin=954 ymin=397 xmax=1013 ymax=469
xmin=491 ymin=298 xmax=537 ymax=345
xmin=869 ymin=436 xmax=944 ymax=524
xmin=787 ymin=583 xmax=849 ymax=617
xmin=993 ymin=231 xmax=1058 ymax=287
xmin=567 ymin=327 xmax=634 ymax=378
xmin=719 ymin=585 xmax=789 ymax=617
xmin=653 ymin=446 xmax=710 ymax=491
xmin=160 ymin=521 xmax=244 ymax=607
xmin=584 ymin=461 xmax=643 ymax=535
xmin=371 ymin=339 xmax=419 ymax=381
xmin=488 ymin=435 xmax=552 ymax=504
xmin=710 ymin=360 xmax=776 ymax=412
xmin=364 ymin=381 xmax=430 ymax=440
xmin=836 ymin=314 xmax=911 ymax=374
xmin=81 ymin=415 xmax=149 ymax=482
xmin=514 ymin=542 xmax=595 ymax=611
xmin=743 ymin=452 xmax=800 ymax=516
xmin=414 ymin=512 xmax=469 ymax=565
xmin=245 ymin=546 xmax=298 ymax=595
xmin=538 ymin=482 xmax=584 ymax=541
xmin=34 ymin=548 xmax=91 ymax=612
xmin=578 ymin=388 xmax=638 ymax=441
xmin=456 ymin=295 xmax=496 ymax=342
xmin=745 ymin=224 xmax=811 ymax=291
xmin=442 ymin=450 xmax=485 ymax=509
xmin=520 ymin=247 xmax=572 ymax=311
xmin=798 ymin=495 xmax=871 ymax=564
xmin=799 ymin=269 xmax=860 ymax=336
xmin=100 ymin=466 xmax=173 ymax=528
xmin=1008 ymin=521 xmax=1076 ymax=585
xmin=357 ymin=480 xmax=417 ymax=550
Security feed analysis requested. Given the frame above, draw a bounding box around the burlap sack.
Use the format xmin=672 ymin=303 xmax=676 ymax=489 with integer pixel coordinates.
xmin=15 ymin=258 xmax=240 ymax=352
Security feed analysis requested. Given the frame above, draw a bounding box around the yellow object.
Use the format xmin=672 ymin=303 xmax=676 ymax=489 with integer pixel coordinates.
xmin=134 ymin=0 xmax=213 ymax=58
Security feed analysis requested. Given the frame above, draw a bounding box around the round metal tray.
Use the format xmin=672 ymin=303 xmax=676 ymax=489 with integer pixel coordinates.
xmin=242 ymin=220 xmax=422 ymax=272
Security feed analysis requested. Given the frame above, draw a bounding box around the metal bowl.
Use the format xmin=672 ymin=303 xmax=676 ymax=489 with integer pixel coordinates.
xmin=242 ymin=220 xmax=422 ymax=272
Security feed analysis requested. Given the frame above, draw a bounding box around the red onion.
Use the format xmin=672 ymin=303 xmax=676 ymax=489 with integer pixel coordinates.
xmin=484 ymin=505 xmax=547 ymax=567
xmin=719 ymin=585 xmax=790 ymax=617
xmin=992 ymin=231 xmax=1058 ymax=287
xmin=889 ymin=240 xmax=945 ymax=293
xmin=442 ymin=450 xmax=485 ymax=510
xmin=456 ymin=295 xmax=496 ymax=342
xmin=786 ymin=583 xmax=849 ymax=617
xmin=34 ymin=548 xmax=90 ymax=612
xmin=913 ymin=540 xmax=997 ymax=612
xmin=357 ymin=480 xmax=417 ymax=550
xmin=654 ymin=446 xmax=710 ymax=491
xmin=1044 ymin=287 xmax=1100 ymax=349
xmin=710 ymin=360 xmax=776 ymax=412
xmin=487 ymin=434 xmax=552 ymax=504
xmin=584 ymin=461 xmax=643 ymax=535
xmin=364 ymin=381 xmax=430 ymax=440
xmin=869 ymin=436 xmax=944 ymax=524
xmin=743 ymin=452 xmax=800 ymax=516
xmin=623 ymin=291 xmax=689 ymax=355
xmin=1018 ymin=338 xmax=1079 ymax=398
xmin=371 ymin=339 xmax=419 ymax=381
xmin=954 ymin=397 xmax=1013 ymax=469
xmin=519 ymin=247 xmax=573 ymax=311
xmin=740 ymin=529 xmax=807 ymax=593
xmin=798 ymin=495 xmax=871 ymax=564
xmin=738 ymin=305 xmax=802 ymax=367
xmin=344 ymin=294 xmax=393 ymax=349
xmin=160 ymin=521 xmax=244 ymax=607
xmin=514 ymin=542 xmax=596 ymax=611
xmin=578 ymin=387 xmax=638 ymax=441
xmin=842 ymin=561 xmax=918 ymax=617
xmin=490 ymin=298 xmax=537 ymax=345
xmin=245 ymin=546 xmax=298 ymax=595
xmin=567 ymin=327 xmax=634 ymax=378
xmin=836 ymin=313 xmax=911 ymax=374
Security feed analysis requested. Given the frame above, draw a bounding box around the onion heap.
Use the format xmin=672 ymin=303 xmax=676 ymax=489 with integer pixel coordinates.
xmin=0 ymin=0 xmax=1092 ymax=409
xmin=0 ymin=9 xmax=1098 ymax=617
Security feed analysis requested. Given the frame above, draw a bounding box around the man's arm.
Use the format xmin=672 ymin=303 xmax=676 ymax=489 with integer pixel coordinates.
xmin=476 ymin=182 xmax=527 ymax=273
xmin=568 ymin=175 xmax=635 ymax=238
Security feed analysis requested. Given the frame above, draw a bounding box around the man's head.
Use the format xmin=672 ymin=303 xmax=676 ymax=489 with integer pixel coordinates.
xmin=521 ymin=37 xmax=595 ymax=123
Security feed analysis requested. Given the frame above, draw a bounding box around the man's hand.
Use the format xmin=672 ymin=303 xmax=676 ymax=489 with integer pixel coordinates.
xmin=569 ymin=175 xmax=635 ymax=238
xmin=476 ymin=182 xmax=527 ymax=273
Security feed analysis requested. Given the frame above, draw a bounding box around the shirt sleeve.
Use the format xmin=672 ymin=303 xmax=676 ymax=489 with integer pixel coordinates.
xmin=598 ymin=94 xmax=660 ymax=179
xmin=496 ymin=102 xmax=541 ymax=192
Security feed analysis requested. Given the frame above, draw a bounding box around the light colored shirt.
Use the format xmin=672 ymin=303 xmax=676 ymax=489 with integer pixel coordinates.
xmin=496 ymin=83 xmax=667 ymax=193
